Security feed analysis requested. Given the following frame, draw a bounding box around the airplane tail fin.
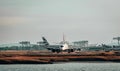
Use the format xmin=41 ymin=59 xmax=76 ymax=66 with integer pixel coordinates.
xmin=42 ymin=37 xmax=49 ymax=45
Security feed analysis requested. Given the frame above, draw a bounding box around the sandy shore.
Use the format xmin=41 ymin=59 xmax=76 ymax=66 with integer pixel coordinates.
xmin=0 ymin=51 xmax=120 ymax=64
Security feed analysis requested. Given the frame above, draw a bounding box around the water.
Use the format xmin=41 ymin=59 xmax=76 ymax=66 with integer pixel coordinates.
xmin=0 ymin=62 xmax=120 ymax=71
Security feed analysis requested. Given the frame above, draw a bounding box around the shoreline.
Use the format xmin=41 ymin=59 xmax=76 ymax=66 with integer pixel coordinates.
xmin=0 ymin=51 xmax=120 ymax=64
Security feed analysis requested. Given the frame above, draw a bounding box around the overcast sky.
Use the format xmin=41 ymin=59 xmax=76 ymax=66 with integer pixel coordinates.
xmin=0 ymin=0 xmax=120 ymax=44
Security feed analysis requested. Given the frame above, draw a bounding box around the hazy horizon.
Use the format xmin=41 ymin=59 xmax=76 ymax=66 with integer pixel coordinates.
xmin=0 ymin=0 xmax=120 ymax=44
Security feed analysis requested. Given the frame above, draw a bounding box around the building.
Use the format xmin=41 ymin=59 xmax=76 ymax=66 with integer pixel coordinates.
xmin=73 ymin=40 xmax=88 ymax=47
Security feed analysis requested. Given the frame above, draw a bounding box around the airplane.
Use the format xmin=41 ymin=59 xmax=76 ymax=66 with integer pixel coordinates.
xmin=39 ymin=36 xmax=74 ymax=53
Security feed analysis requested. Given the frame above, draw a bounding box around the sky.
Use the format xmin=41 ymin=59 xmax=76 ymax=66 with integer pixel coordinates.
xmin=0 ymin=0 xmax=120 ymax=44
